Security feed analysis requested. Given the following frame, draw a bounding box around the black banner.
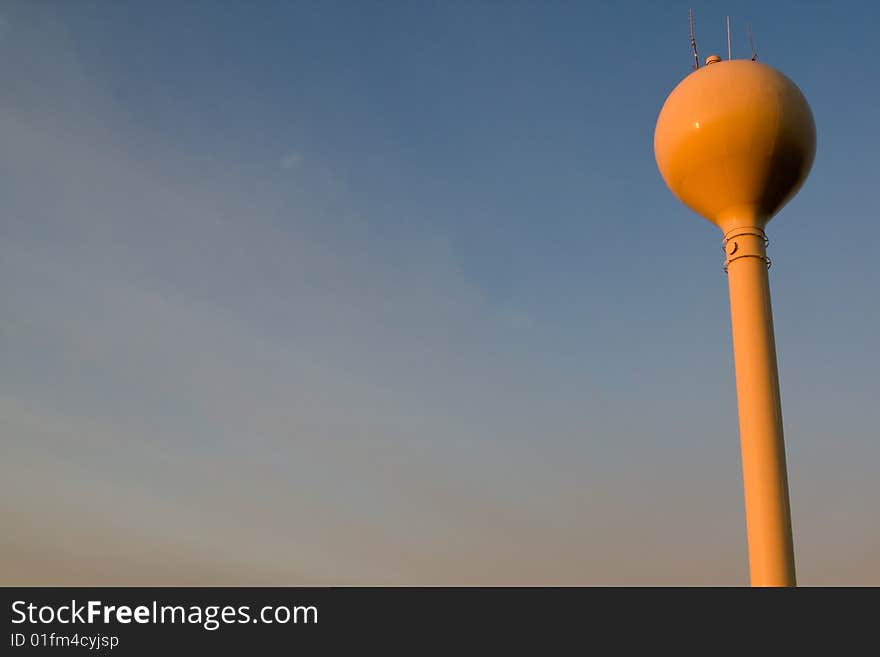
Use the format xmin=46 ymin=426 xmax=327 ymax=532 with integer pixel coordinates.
xmin=1 ymin=587 xmax=872 ymax=653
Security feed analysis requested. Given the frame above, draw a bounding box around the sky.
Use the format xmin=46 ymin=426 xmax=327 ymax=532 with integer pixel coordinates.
xmin=1 ymin=0 xmax=877 ymax=585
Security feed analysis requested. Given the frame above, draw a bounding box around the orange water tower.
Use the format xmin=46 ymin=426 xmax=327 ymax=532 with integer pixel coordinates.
xmin=654 ymin=48 xmax=816 ymax=586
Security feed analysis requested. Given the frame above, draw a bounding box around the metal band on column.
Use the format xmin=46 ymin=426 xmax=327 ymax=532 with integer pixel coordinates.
xmin=722 ymin=227 xmax=771 ymax=273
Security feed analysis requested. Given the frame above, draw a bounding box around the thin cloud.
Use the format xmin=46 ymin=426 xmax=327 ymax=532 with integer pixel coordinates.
xmin=279 ymin=151 xmax=303 ymax=169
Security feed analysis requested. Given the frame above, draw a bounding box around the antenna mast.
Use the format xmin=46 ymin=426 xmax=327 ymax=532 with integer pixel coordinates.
xmin=689 ymin=9 xmax=700 ymax=70
xmin=727 ymin=16 xmax=732 ymax=60
xmin=748 ymin=25 xmax=758 ymax=61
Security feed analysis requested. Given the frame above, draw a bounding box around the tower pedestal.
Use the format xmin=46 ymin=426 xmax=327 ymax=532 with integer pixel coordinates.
xmin=724 ymin=227 xmax=796 ymax=586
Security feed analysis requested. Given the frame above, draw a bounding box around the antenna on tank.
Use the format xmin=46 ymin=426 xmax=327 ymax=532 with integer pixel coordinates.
xmin=727 ymin=16 xmax=732 ymax=60
xmin=748 ymin=25 xmax=758 ymax=61
xmin=689 ymin=9 xmax=700 ymax=70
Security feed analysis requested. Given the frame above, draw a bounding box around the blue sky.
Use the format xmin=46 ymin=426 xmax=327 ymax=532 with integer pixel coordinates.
xmin=1 ymin=0 xmax=877 ymax=584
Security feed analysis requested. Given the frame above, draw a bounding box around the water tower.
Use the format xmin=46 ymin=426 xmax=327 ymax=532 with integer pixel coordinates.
xmin=654 ymin=20 xmax=816 ymax=586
